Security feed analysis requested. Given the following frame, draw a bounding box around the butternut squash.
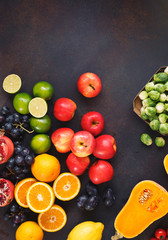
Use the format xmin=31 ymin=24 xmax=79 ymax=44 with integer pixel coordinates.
xmin=163 ymin=154 xmax=168 ymax=174
xmin=112 ymin=180 xmax=168 ymax=239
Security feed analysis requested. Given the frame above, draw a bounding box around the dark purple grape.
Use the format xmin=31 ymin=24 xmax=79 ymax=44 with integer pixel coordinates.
xmin=25 ymin=155 xmax=34 ymax=165
xmin=21 ymin=115 xmax=29 ymax=123
xmin=14 ymin=141 xmax=22 ymax=147
xmin=14 ymin=166 xmax=22 ymax=174
xmin=20 ymin=214 xmax=27 ymax=223
xmin=102 ymin=187 xmax=115 ymax=207
xmin=0 ymin=114 xmax=5 ymax=123
xmin=12 ymin=223 xmax=19 ymax=228
xmin=10 ymin=128 xmax=21 ymax=138
xmin=3 ymin=212 xmax=11 ymax=221
xmin=13 ymin=214 xmax=21 ymax=224
xmin=15 ymin=155 xmax=25 ymax=166
xmin=22 ymin=167 xmax=30 ymax=174
xmin=16 ymin=173 xmax=25 ymax=180
xmin=84 ymin=195 xmax=100 ymax=211
xmin=1 ymin=106 xmax=10 ymax=116
xmin=13 ymin=113 xmax=21 ymax=123
xmin=77 ymin=194 xmax=88 ymax=209
xmin=4 ymin=123 xmax=13 ymax=131
xmin=6 ymin=115 xmax=14 ymax=123
xmin=22 ymin=148 xmax=30 ymax=156
xmin=10 ymin=203 xmax=19 ymax=213
xmin=6 ymin=158 xmax=15 ymax=169
xmin=15 ymin=145 xmax=23 ymax=154
xmin=86 ymin=182 xmax=99 ymax=196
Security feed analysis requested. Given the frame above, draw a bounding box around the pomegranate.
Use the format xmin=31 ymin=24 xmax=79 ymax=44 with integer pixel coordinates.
xmin=0 ymin=178 xmax=14 ymax=207
xmin=0 ymin=136 xmax=14 ymax=164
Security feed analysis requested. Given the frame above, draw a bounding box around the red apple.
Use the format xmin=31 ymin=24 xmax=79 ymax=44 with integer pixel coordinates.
xmin=81 ymin=111 xmax=104 ymax=136
xmin=93 ymin=134 xmax=117 ymax=159
xmin=77 ymin=73 xmax=102 ymax=98
xmin=51 ymin=128 xmax=74 ymax=153
xmin=70 ymin=131 xmax=96 ymax=157
xmin=53 ymin=98 xmax=77 ymax=121
xmin=66 ymin=153 xmax=90 ymax=175
xmin=89 ymin=160 xmax=114 ymax=184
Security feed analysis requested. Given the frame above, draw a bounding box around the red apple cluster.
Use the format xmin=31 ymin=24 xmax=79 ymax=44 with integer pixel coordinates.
xmin=51 ymin=72 xmax=117 ymax=185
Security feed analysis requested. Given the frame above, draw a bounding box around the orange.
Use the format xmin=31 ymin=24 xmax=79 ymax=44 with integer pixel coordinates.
xmin=163 ymin=154 xmax=168 ymax=174
xmin=38 ymin=204 xmax=67 ymax=232
xmin=15 ymin=178 xmax=37 ymax=208
xmin=53 ymin=172 xmax=81 ymax=201
xmin=15 ymin=221 xmax=44 ymax=240
xmin=31 ymin=153 xmax=61 ymax=182
xmin=27 ymin=182 xmax=55 ymax=213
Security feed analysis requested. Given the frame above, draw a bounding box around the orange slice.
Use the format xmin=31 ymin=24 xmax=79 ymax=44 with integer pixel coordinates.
xmin=53 ymin=172 xmax=81 ymax=201
xmin=27 ymin=182 xmax=55 ymax=213
xmin=14 ymin=178 xmax=37 ymax=208
xmin=38 ymin=204 xmax=67 ymax=232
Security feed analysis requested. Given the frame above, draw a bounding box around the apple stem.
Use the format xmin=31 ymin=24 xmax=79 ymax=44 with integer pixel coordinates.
xmin=89 ymin=83 xmax=95 ymax=90
xmin=111 ymin=232 xmax=123 ymax=240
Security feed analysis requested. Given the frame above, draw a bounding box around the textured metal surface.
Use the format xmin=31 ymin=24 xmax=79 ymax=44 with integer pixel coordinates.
xmin=0 ymin=0 xmax=168 ymax=239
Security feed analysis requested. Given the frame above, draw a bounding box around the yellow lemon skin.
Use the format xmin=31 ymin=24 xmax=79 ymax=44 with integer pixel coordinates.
xmin=67 ymin=221 xmax=104 ymax=240
xmin=16 ymin=221 xmax=44 ymax=240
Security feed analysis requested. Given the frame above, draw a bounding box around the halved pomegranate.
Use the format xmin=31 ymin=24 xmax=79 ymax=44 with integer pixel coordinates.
xmin=0 ymin=136 xmax=14 ymax=164
xmin=0 ymin=178 xmax=14 ymax=207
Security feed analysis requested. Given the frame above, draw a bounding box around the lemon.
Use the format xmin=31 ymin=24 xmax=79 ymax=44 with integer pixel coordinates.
xmin=3 ymin=74 xmax=22 ymax=94
xmin=16 ymin=221 xmax=44 ymax=240
xmin=67 ymin=221 xmax=104 ymax=240
xmin=29 ymin=97 xmax=48 ymax=118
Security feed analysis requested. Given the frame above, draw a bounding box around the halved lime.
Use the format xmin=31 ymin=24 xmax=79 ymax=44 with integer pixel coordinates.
xmin=33 ymin=81 xmax=54 ymax=100
xmin=30 ymin=134 xmax=51 ymax=154
xmin=13 ymin=92 xmax=32 ymax=114
xmin=3 ymin=74 xmax=22 ymax=94
xmin=28 ymin=97 xmax=48 ymax=118
xmin=30 ymin=115 xmax=52 ymax=133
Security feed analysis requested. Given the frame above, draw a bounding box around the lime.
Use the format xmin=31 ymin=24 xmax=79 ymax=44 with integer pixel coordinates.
xmin=33 ymin=81 xmax=54 ymax=100
xmin=3 ymin=74 xmax=22 ymax=94
xmin=30 ymin=134 xmax=51 ymax=154
xmin=28 ymin=97 xmax=48 ymax=118
xmin=13 ymin=92 xmax=32 ymax=114
xmin=30 ymin=115 xmax=52 ymax=133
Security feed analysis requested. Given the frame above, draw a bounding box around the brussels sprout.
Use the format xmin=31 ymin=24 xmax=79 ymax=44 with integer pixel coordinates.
xmin=155 ymin=83 xmax=166 ymax=93
xmin=164 ymin=103 xmax=168 ymax=111
xmin=159 ymin=93 xmax=167 ymax=102
xmin=142 ymin=98 xmax=156 ymax=108
xmin=145 ymin=107 xmax=156 ymax=117
xmin=155 ymin=137 xmax=165 ymax=147
xmin=158 ymin=113 xmax=168 ymax=123
xmin=148 ymin=115 xmax=158 ymax=121
xmin=148 ymin=90 xmax=160 ymax=101
xmin=155 ymin=102 xmax=165 ymax=113
xmin=141 ymin=110 xmax=148 ymax=121
xmin=149 ymin=119 xmax=160 ymax=131
xmin=139 ymin=91 xmax=148 ymax=100
xmin=145 ymin=82 xmax=155 ymax=92
xmin=165 ymin=81 xmax=168 ymax=91
xmin=154 ymin=72 xmax=168 ymax=83
xmin=140 ymin=133 xmax=152 ymax=146
xmin=159 ymin=123 xmax=168 ymax=135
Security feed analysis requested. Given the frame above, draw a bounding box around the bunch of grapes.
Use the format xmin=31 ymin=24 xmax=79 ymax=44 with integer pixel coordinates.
xmin=0 ymin=105 xmax=31 ymax=140
xmin=1 ymin=141 xmax=35 ymax=182
xmin=3 ymin=201 xmax=29 ymax=228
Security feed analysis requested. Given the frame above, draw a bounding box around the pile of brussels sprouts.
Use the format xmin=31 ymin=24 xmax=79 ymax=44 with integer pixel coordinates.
xmin=140 ymin=69 xmax=168 ymax=136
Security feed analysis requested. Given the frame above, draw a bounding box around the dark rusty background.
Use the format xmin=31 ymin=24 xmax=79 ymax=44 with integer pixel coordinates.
xmin=0 ymin=0 xmax=168 ymax=239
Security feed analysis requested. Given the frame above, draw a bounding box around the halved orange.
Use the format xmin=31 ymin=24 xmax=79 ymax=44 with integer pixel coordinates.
xmin=53 ymin=172 xmax=81 ymax=201
xmin=27 ymin=182 xmax=55 ymax=213
xmin=14 ymin=178 xmax=37 ymax=208
xmin=38 ymin=204 xmax=67 ymax=232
